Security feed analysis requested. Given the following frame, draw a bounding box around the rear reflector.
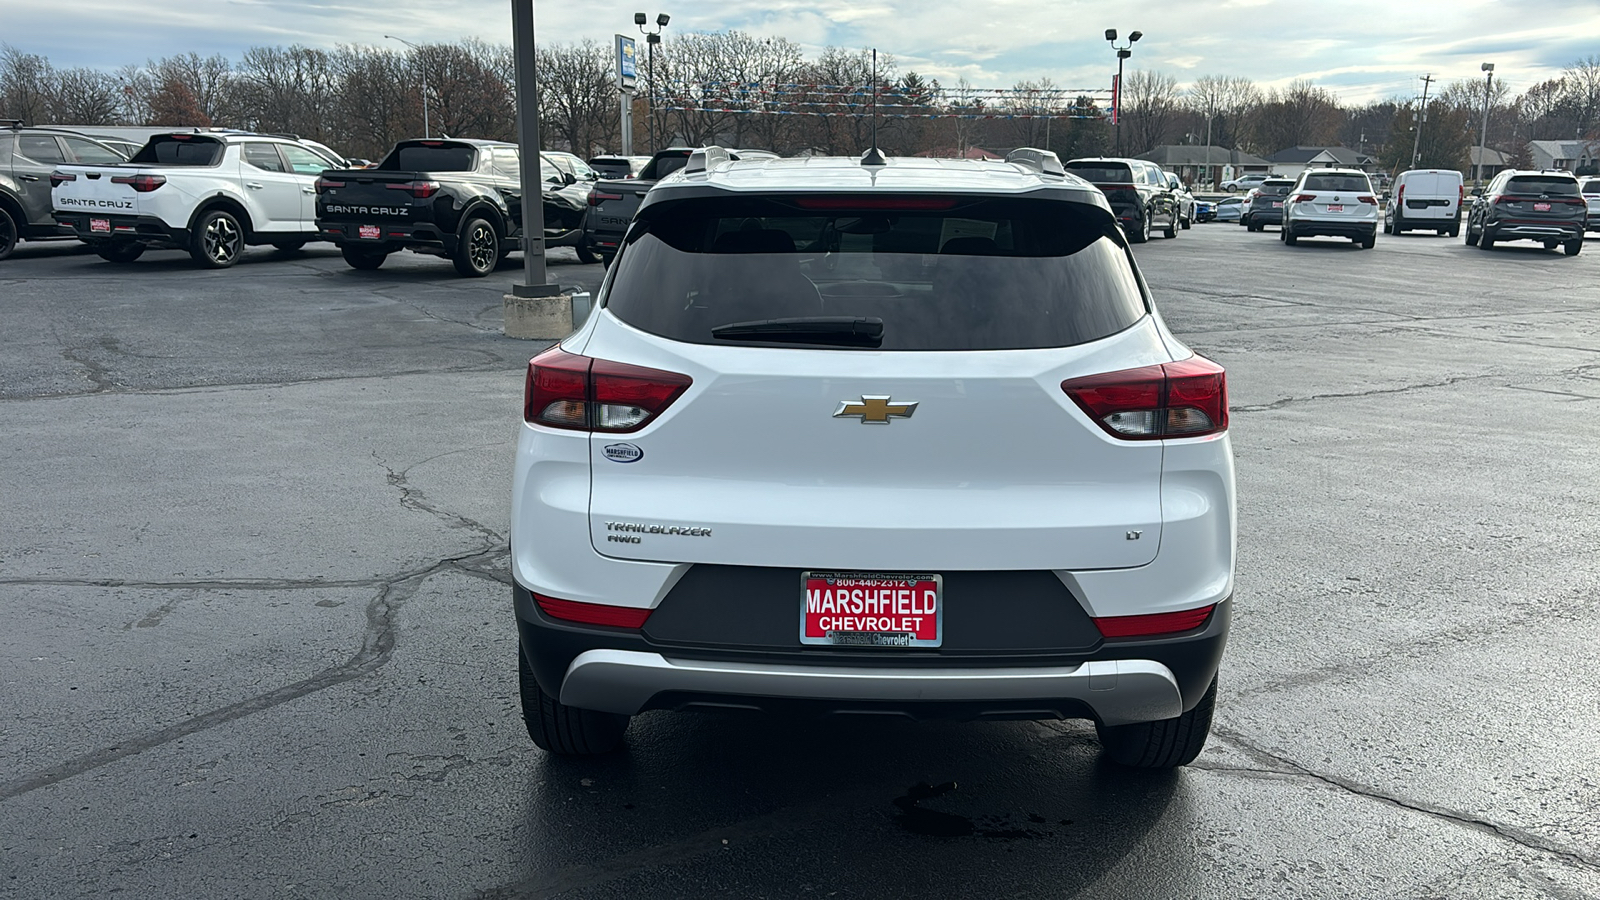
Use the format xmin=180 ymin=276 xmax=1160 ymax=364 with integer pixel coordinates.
xmin=50 ymin=172 xmax=77 ymax=187
xmin=315 ymin=177 xmax=345 ymax=192
xmin=588 ymin=190 xmax=624 ymax=206
xmin=110 ymin=174 xmax=166 ymax=192
xmin=524 ymin=346 xmax=692 ymax=433
xmin=535 ymin=593 xmax=651 ymax=629
xmin=1357 ymin=195 xmax=1377 ymax=204
xmin=792 ymin=195 xmax=961 ymax=211
xmin=1292 ymin=194 xmax=1315 ymax=203
xmin=1061 ymin=356 xmax=1228 ymax=440
xmin=386 ymin=180 xmax=439 ymax=198
xmin=1094 ymin=605 xmax=1215 ymax=638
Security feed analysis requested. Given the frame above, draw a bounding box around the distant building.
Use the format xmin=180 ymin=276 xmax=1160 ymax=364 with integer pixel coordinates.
xmin=1265 ymin=146 xmax=1380 ymax=178
xmin=1136 ymin=145 xmax=1271 ymax=187
xmin=1469 ymin=146 xmax=1510 ymax=181
xmin=1527 ymin=140 xmax=1599 ymax=173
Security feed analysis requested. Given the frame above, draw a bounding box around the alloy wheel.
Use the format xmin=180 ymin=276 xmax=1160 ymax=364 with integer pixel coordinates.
xmin=204 ymin=215 xmax=241 ymax=264
xmin=469 ymin=223 xmax=496 ymax=272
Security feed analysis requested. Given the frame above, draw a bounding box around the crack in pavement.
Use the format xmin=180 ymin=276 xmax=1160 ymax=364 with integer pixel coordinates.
xmin=0 ymin=363 xmax=525 ymax=403
xmin=372 ymin=450 xmax=506 ymax=546
xmin=0 ymin=544 xmax=507 ymax=803
xmin=1232 ymin=372 xmax=1502 ymax=413
xmin=1205 ymin=729 xmax=1600 ymax=873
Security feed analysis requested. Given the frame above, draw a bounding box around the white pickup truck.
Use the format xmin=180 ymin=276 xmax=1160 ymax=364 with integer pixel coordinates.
xmin=51 ymin=132 xmax=337 ymax=267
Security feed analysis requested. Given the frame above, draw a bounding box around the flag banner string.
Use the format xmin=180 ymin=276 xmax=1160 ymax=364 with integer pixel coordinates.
xmin=651 ymin=105 xmax=1107 ymax=120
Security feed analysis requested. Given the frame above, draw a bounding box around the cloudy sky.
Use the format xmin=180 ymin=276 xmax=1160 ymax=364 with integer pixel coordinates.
xmin=7 ymin=0 xmax=1600 ymax=103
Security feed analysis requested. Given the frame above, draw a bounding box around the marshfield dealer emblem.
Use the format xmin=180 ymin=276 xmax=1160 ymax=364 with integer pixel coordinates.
xmin=602 ymin=442 xmax=644 ymax=463
xmin=833 ymin=395 xmax=918 ymax=424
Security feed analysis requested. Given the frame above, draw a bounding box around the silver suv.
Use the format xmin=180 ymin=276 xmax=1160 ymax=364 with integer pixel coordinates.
xmin=0 ymin=123 xmax=128 ymax=260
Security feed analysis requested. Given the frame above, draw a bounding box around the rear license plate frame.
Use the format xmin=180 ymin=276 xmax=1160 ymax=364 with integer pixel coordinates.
xmin=357 ymin=224 xmax=382 ymax=240
xmin=1533 ymin=202 xmax=1552 ymax=212
xmin=1327 ymin=204 xmax=1345 ymax=213
xmin=89 ymin=218 xmax=110 ymax=234
xmin=799 ymin=571 xmax=943 ymax=648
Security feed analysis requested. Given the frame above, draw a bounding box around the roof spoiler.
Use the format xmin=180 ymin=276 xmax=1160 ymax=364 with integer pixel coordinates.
xmin=684 ymin=146 xmax=732 ymax=175
xmin=1005 ymin=147 xmax=1065 ymax=176
xmin=1 ymin=118 xmax=23 ymax=130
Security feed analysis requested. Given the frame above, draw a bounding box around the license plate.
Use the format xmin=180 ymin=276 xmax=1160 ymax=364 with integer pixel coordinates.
xmin=1327 ymin=204 xmax=1344 ymax=213
xmin=358 ymin=224 xmax=381 ymax=239
xmin=1272 ymin=201 xmax=1283 ymax=208
xmin=90 ymin=218 xmax=110 ymax=234
xmin=1534 ymin=202 xmax=1552 ymax=212
xmin=801 ymin=571 xmax=942 ymax=647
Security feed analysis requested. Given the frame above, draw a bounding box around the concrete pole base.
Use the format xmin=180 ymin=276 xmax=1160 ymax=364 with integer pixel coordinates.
xmin=503 ymin=292 xmax=573 ymax=340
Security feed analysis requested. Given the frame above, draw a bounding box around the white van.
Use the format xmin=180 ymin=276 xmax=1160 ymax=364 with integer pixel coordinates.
xmin=1385 ymin=169 xmax=1465 ymax=236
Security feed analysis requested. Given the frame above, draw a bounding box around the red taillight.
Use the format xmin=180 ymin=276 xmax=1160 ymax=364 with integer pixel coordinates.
xmin=523 ymin=346 xmax=692 ymax=433
xmin=1458 ymin=184 xmax=1465 ymax=203
xmin=1398 ymin=184 xmax=1405 ymax=202
xmin=588 ymin=189 xmax=624 ymax=206
xmin=1292 ymin=193 xmax=1315 ymax=203
xmin=50 ymin=172 xmax=77 ymax=187
xmin=535 ymin=593 xmax=651 ymax=629
xmin=1094 ymin=605 xmax=1215 ymax=639
xmin=110 ymin=174 xmax=166 ymax=192
xmin=1061 ymin=356 xmax=1228 ymax=441
xmin=1357 ymin=195 xmax=1377 ymax=205
xmin=792 ymin=195 xmax=961 ymax=210
xmin=386 ymin=180 xmax=439 ymax=198
xmin=315 ymin=176 xmax=345 ymax=192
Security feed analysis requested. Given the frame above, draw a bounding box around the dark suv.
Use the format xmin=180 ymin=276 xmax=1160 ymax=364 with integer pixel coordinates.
xmin=1466 ymin=170 xmax=1587 ymax=255
xmin=1063 ymin=157 xmax=1179 ymax=243
xmin=0 ymin=122 xmax=128 ymax=260
xmin=1241 ymin=178 xmax=1294 ymax=232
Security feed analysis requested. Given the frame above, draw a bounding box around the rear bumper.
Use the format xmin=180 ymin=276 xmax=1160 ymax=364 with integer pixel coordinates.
xmin=515 ymin=582 xmax=1230 ymax=724
xmin=319 ymin=220 xmax=458 ymax=254
xmin=1287 ymin=217 xmax=1377 ymax=238
xmin=1485 ymin=220 xmax=1583 ymax=241
xmin=54 ymin=212 xmax=186 ymax=246
xmin=1247 ymin=208 xmax=1283 ymax=225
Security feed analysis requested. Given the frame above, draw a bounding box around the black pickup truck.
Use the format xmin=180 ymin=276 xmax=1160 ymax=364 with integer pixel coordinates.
xmin=315 ymin=138 xmax=592 ymax=277
xmin=583 ymin=147 xmax=776 ymax=265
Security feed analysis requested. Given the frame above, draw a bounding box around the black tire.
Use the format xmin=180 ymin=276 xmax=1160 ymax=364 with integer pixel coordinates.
xmin=1566 ymin=240 xmax=1583 ymax=256
xmin=1480 ymin=229 xmax=1495 ymax=250
xmin=1180 ymin=212 xmax=1192 ymax=230
xmin=1447 ymin=224 xmax=1460 ymax=238
xmin=0 ymin=205 xmax=17 ymax=261
xmin=1097 ymin=677 xmax=1217 ymax=769
xmin=452 ymin=216 xmax=499 ymax=277
xmin=189 ymin=208 xmax=245 ymax=269
xmin=1544 ymin=240 xmax=1559 ymax=250
xmin=1163 ymin=214 xmax=1178 ymax=239
xmin=272 ymin=239 xmax=307 ymax=252
xmin=519 ymin=644 xmax=628 ymax=755
xmin=575 ymin=241 xmax=599 ymax=264
xmin=1359 ymin=234 xmax=1376 ymax=249
xmin=1465 ymin=221 xmax=1480 ymax=246
xmin=1126 ymin=212 xmax=1151 ymax=244
xmin=1382 ymin=214 xmax=1393 ymax=234
xmin=1284 ymin=229 xmax=1299 ymax=246
xmin=96 ymin=240 xmax=145 ymax=263
xmin=341 ymin=245 xmax=388 ymax=270
xmin=1392 ymin=210 xmax=1405 ymax=235
xmin=600 ymin=253 xmax=615 ymax=268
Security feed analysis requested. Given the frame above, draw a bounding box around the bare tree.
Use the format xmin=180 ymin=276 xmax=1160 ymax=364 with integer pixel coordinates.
xmin=1185 ymin=74 xmax=1259 ymax=149
xmin=329 ymin=46 xmax=415 ymax=159
xmin=0 ymin=44 xmax=54 ymax=124
xmin=1250 ymin=80 xmax=1342 ymax=153
xmin=146 ymin=53 xmax=233 ymax=125
xmin=52 ymin=67 xmax=123 ymax=124
xmin=539 ymin=39 xmax=619 ymax=156
xmin=1121 ymin=69 xmax=1178 ymax=154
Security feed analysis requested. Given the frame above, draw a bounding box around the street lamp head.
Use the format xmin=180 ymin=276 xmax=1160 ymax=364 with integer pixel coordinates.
xmin=635 ymin=12 xmax=647 ymax=25
xmin=646 ymin=32 xmax=660 ymax=44
xmin=1105 ymin=28 xmax=1117 ymax=42
xmin=1117 ymin=49 xmax=1132 ymax=59
xmin=1129 ymin=31 xmax=1142 ymax=42
xmin=1482 ymin=62 xmax=1495 ymax=72
xmin=657 ymin=13 xmax=670 ymax=27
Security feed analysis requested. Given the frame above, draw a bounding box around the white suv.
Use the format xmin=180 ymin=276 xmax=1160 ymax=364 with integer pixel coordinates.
xmin=1281 ymin=167 xmax=1379 ymax=248
xmin=511 ymin=147 xmax=1236 ymax=768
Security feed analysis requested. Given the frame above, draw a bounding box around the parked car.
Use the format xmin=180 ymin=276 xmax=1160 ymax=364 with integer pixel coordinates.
xmin=1242 ymin=178 xmax=1295 ymax=231
xmin=0 ymin=121 xmax=128 ymax=260
xmin=1236 ymin=189 xmax=1258 ymax=226
xmin=512 ymin=146 xmax=1234 ymax=768
xmin=51 ymin=131 xmax=327 ymax=267
xmin=1164 ymin=171 xmax=1196 ymax=229
xmin=1581 ymin=177 xmax=1600 ymax=232
xmin=1385 ymin=169 xmax=1464 ymax=236
xmin=316 ymin=138 xmax=597 ymax=276
xmin=588 ymin=155 xmax=649 ymax=179
xmin=1281 ymin=168 xmax=1379 ymax=248
xmin=1063 ymin=156 xmax=1180 ymax=242
xmin=1465 ymin=169 xmax=1586 ymax=255
xmin=544 ymin=150 xmax=600 ymax=184
xmin=1221 ymin=172 xmax=1272 ymax=192
xmin=584 ymin=147 xmax=776 ymax=265
xmin=1212 ymin=196 xmax=1243 ymax=222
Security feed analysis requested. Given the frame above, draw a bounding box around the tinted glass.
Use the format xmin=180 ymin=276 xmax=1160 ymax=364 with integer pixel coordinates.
xmin=490 ymin=148 xmax=521 ymax=181
xmin=382 ymin=142 xmax=478 ymax=172
xmin=279 ymin=144 xmax=329 ymax=175
xmin=63 ymin=137 xmax=124 ymax=164
xmin=605 ymin=196 xmax=1145 ymax=352
xmin=242 ymin=143 xmax=286 ymax=172
xmin=590 ymin=159 xmax=633 ymax=178
xmin=1258 ymin=182 xmax=1293 ymax=197
xmin=1302 ymin=173 xmax=1371 ymax=192
xmin=17 ymin=135 xmax=64 ymax=163
xmin=1582 ymin=180 xmax=1600 ymax=195
xmin=640 ymin=152 xmax=690 ymax=180
xmin=129 ymin=136 xmax=224 ymax=166
xmin=1507 ymin=176 xmax=1579 ymax=196
xmin=1064 ymin=162 xmax=1133 ymax=183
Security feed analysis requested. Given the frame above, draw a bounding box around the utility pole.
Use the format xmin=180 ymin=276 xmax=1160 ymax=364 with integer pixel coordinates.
xmin=1478 ymin=63 xmax=1495 ymax=184
xmin=1411 ymin=73 xmax=1434 ymax=168
xmin=1203 ymin=96 xmax=1214 ymax=190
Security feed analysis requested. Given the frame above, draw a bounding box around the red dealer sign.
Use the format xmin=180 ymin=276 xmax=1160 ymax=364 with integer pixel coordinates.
xmin=800 ymin=572 xmax=943 ymax=647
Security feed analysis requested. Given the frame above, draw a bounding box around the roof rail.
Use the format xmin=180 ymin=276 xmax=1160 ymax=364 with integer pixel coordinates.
xmin=684 ymin=146 xmax=731 ymax=174
xmin=1004 ymin=147 xmax=1065 ymax=176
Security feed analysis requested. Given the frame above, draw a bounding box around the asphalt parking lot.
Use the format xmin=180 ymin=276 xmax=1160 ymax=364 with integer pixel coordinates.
xmin=3 ymin=225 xmax=1599 ymax=898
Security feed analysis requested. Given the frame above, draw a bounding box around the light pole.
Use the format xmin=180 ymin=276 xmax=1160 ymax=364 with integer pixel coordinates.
xmin=1105 ymin=29 xmax=1141 ymax=156
xmin=1478 ymin=63 xmax=1495 ymax=184
xmin=384 ymin=35 xmax=430 ymax=139
xmin=635 ymin=12 xmax=670 ymax=152
xmin=1411 ymin=73 xmax=1434 ymax=168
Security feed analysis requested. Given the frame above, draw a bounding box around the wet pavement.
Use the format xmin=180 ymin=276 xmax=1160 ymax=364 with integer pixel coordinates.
xmin=2 ymin=228 xmax=1598 ymax=898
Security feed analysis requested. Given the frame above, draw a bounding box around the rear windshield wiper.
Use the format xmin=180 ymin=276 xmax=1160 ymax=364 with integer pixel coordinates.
xmin=711 ymin=316 xmax=884 ymax=348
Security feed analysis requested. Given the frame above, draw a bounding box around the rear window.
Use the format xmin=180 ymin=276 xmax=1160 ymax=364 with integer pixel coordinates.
xmin=641 ymin=152 xmax=690 ymax=180
xmin=604 ymin=196 xmax=1146 ymax=351
xmin=1302 ymin=173 xmax=1371 ymax=192
xmin=1064 ymin=162 xmax=1133 ymax=184
xmin=1582 ymin=180 xmax=1600 ymax=194
xmin=129 ymin=136 xmax=224 ymax=166
xmin=381 ymin=142 xmax=479 ymax=172
xmin=1257 ymin=182 xmax=1293 ymax=197
xmin=1506 ymin=176 xmax=1578 ymax=196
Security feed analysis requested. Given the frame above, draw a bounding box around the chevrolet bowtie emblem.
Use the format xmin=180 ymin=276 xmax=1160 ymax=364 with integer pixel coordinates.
xmin=833 ymin=395 xmax=918 ymax=424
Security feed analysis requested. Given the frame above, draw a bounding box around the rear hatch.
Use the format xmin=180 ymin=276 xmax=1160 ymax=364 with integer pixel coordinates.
xmin=1398 ymin=171 xmax=1460 ymax=217
xmin=1064 ymin=161 xmax=1139 ymax=218
xmin=1495 ymin=175 xmax=1586 ymax=225
xmin=1250 ymin=182 xmax=1292 ymax=212
xmin=315 ymin=140 xmax=481 ymax=237
xmin=575 ymin=191 xmax=1173 ymax=572
xmin=1292 ymin=172 xmax=1376 ymax=219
